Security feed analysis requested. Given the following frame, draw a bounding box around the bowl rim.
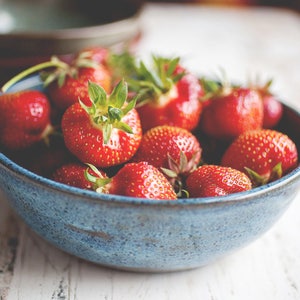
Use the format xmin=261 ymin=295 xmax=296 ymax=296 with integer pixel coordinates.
xmin=0 ymin=9 xmax=143 ymax=40
xmin=1 ymin=149 xmax=300 ymax=208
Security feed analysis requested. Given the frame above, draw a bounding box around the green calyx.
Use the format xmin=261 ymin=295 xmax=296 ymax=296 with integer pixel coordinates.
xmin=161 ymin=151 xmax=200 ymax=198
xmin=107 ymin=50 xmax=138 ymax=83
xmin=127 ymin=55 xmax=185 ymax=104
xmin=199 ymin=68 xmax=239 ymax=101
xmin=41 ymin=54 xmax=100 ymax=88
xmin=84 ymin=163 xmax=111 ymax=193
xmin=1 ymin=53 xmax=103 ymax=93
xmin=199 ymin=77 xmax=222 ymax=101
xmin=244 ymin=162 xmax=283 ymax=187
xmin=41 ymin=56 xmax=77 ymax=88
xmin=80 ymin=80 xmax=137 ymax=144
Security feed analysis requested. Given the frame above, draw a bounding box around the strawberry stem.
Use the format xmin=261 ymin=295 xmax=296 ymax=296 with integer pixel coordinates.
xmin=84 ymin=163 xmax=111 ymax=193
xmin=1 ymin=56 xmax=69 ymax=93
xmin=244 ymin=167 xmax=269 ymax=186
xmin=81 ymin=80 xmax=137 ymax=144
xmin=127 ymin=55 xmax=185 ymax=105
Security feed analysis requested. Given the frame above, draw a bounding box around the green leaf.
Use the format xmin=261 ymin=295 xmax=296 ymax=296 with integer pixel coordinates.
xmin=85 ymin=163 xmax=102 ymax=176
xmin=79 ymin=99 xmax=95 ymax=115
xmin=84 ymin=164 xmax=112 ymax=193
xmin=139 ymin=61 xmax=160 ymax=85
xmin=108 ymin=51 xmax=137 ymax=80
xmin=122 ymin=97 xmax=137 ymax=115
xmin=57 ymin=71 xmax=67 ymax=87
xmin=108 ymin=106 xmax=122 ymax=122
xmin=172 ymin=72 xmax=185 ymax=83
xmin=270 ymin=162 xmax=283 ymax=181
xmin=166 ymin=57 xmax=180 ymax=77
xmin=179 ymin=151 xmax=188 ymax=172
xmin=127 ymin=54 xmax=182 ymax=104
xmin=84 ymin=168 xmax=97 ymax=183
xmin=75 ymin=55 xmax=99 ymax=69
xmin=244 ymin=167 xmax=269 ymax=187
xmin=42 ymin=71 xmax=60 ymax=87
xmin=88 ymin=81 xmax=107 ymax=106
xmin=110 ymin=79 xmax=128 ymax=108
xmin=161 ymin=167 xmax=178 ymax=178
xmin=103 ymin=123 xmax=113 ymax=144
xmin=82 ymin=80 xmax=136 ymax=144
xmin=115 ymin=121 xmax=133 ymax=134
xmin=200 ymin=77 xmax=221 ymax=94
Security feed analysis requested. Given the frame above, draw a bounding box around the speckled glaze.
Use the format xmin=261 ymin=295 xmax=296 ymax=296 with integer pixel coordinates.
xmin=0 ymin=77 xmax=300 ymax=272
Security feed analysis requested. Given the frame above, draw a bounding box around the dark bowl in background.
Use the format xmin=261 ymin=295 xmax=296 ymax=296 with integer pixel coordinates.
xmin=0 ymin=0 xmax=144 ymax=85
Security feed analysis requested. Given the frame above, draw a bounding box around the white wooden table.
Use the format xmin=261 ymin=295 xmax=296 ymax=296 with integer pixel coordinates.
xmin=1 ymin=3 xmax=300 ymax=299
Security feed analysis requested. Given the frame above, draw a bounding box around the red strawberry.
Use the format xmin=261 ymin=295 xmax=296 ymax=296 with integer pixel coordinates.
xmin=74 ymin=46 xmax=135 ymax=86
xmin=1 ymin=55 xmax=112 ymax=113
xmin=0 ymin=90 xmax=53 ymax=151
xmin=28 ymin=136 xmax=75 ymax=177
xmin=2 ymin=134 xmax=74 ymax=178
xmin=185 ymin=165 xmax=252 ymax=197
xmin=221 ymin=129 xmax=298 ymax=185
xmin=262 ymin=93 xmax=283 ymax=129
xmin=257 ymin=80 xmax=283 ymax=128
xmin=132 ymin=125 xmax=201 ymax=195
xmin=87 ymin=162 xmax=177 ymax=200
xmin=200 ymin=86 xmax=264 ymax=140
xmin=45 ymin=59 xmax=111 ymax=111
xmin=128 ymin=56 xmax=204 ymax=132
xmin=61 ymin=80 xmax=142 ymax=168
xmin=75 ymin=46 xmax=111 ymax=66
xmin=52 ymin=162 xmax=108 ymax=190
xmin=133 ymin=125 xmax=201 ymax=169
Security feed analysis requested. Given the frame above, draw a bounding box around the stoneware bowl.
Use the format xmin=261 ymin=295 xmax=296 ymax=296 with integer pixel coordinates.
xmin=0 ymin=75 xmax=300 ymax=272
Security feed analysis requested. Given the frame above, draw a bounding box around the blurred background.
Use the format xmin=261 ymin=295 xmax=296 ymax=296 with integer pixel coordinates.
xmin=0 ymin=0 xmax=299 ymax=86
xmin=148 ymin=0 xmax=300 ymax=10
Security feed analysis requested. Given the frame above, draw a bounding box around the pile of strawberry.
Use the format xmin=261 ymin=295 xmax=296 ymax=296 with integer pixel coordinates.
xmin=0 ymin=46 xmax=298 ymax=200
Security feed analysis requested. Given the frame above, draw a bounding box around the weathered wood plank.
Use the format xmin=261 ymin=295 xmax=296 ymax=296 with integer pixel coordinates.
xmin=0 ymin=194 xmax=20 ymax=300
xmin=4 ymin=198 xmax=300 ymax=300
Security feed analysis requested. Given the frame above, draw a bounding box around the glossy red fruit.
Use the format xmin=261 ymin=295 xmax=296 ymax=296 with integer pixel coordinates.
xmin=252 ymin=79 xmax=283 ymax=129
xmin=47 ymin=65 xmax=111 ymax=111
xmin=3 ymin=135 xmax=74 ymax=178
xmin=129 ymin=56 xmax=204 ymax=132
xmin=133 ymin=125 xmax=202 ymax=173
xmin=262 ymin=94 xmax=283 ymax=128
xmin=29 ymin=136 xmax=75 ymax=177
xmin=52 ymin=162 xmax=107 ymax=190
xmin=106 ymin=161 xmax=177 ymax=200
xmin=132 ymin=125 xmax=202 ymax=196
xmin=186 ymin=165 xmax=252 ymax=197
xmin=75 ymin=46 xmax=111 ymax=66
xmin=0 ymin=90 xmax=53 ymax=151
xmin=61 ymin=80 xmax=142 ymax=168
xmin=200 ymin=87 xmax=264 ymax=140
xmin=221 ymin=129 xmax=298 ymax=185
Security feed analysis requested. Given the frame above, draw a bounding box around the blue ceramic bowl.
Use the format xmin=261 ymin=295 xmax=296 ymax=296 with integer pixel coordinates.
xmin=0 ymin=76 xmax=300 ymax=272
